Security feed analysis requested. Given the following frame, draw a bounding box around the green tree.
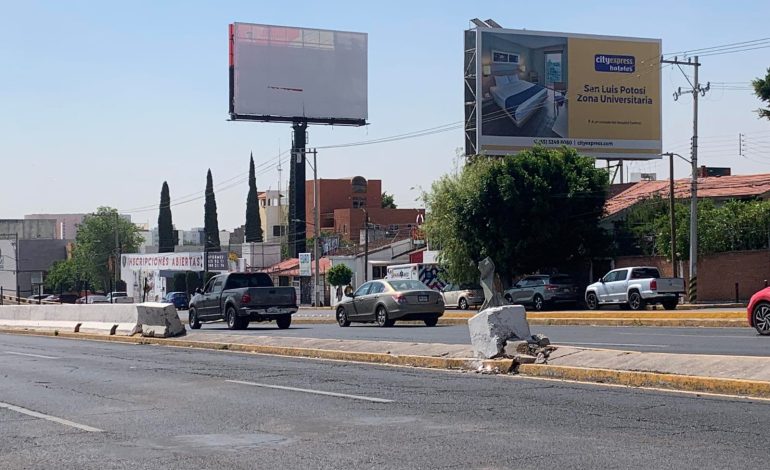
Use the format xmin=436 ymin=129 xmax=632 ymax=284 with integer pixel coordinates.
xmin=753 ymin=68 xmax=770 ymax=120
xmin=381 ymin=192 xmax=397 ymax=209
xmin=158 ymin=181 xmax=176 ymax=253
xmin=424 ymin=146 xmax=609 ymax=284
xmin=44 ymin=258 xmax=93 ymax=292
xmin=204 ymin=169 xmax=221 ymax=251
xmin=327 ymin=263 xmax=353 ymax=286
xmin=245 ymin=153 xmax=264 ymax=243
xmin=70 ymin=207 xmax=143 ymax=292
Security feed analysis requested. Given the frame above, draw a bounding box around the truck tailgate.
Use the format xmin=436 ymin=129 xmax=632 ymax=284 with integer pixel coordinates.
xmin=245 ymin=287 xmax=296 ymax=308
xmin=656 ymin=278 xmax=685 ymax=293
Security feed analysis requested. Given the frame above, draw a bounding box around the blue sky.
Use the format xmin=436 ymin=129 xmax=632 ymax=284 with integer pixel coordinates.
xmin=1 ymin=0 xmax=769 ymax=230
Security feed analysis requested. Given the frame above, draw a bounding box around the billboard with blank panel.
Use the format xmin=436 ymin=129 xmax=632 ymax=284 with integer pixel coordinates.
xmin=465 ymin=27 xmax=661 ymax=160
xmin=229 ymin=22 xmax=368 ymax=125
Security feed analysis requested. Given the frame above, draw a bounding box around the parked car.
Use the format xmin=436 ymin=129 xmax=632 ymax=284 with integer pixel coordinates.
xmin=26 ymin=294 xmax=51 ymax=303
xmin=77 ymin=295 xmax=109 ymax=304
xmin=44 ymin=294 xmax=79 ymax=304
xmin=188 ymin=272 xmax=297 ymax=330
xmin=164 ymin=291 xmax=189 ymax=310
xmin=104 ymin=292 xmax=131 ymax=303
xmin=504 ymin=274 xmax=579 ymax=311
xmin=747 ymin=287 xmax=770 ymax=335
xmin=585 ymin=267 xmax=684 ymax=311
xmin=442 ymin=283 xmax=484 ymax=310
xmin=335 ymin=279 xmax=444 ymax=328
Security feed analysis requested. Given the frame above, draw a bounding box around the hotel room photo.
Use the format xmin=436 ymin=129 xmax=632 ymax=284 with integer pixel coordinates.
xmin=480 ymin=32 xmax=568 ymax=138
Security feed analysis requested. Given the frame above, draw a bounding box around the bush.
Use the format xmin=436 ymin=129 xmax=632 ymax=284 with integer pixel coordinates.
xmin=327 ymin=264 xmax=353 ymax=286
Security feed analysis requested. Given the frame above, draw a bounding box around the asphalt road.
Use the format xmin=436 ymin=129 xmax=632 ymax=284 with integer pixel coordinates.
xmin=191 ymin=323 xmax=770 ymax=356
xmin=1 ymin=333 xmax=769 ymax=469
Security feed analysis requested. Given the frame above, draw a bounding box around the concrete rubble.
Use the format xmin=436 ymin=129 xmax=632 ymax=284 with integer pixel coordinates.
xmin=468 ymin=305 xmax=556 ymax=365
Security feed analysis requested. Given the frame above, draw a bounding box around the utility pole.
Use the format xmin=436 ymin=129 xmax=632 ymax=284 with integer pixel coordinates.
xmin=309 ymin=148 xmax=320 ymax=308
xmin=114 ymin=211 xmax=120 ymax=298
xmin=363 ymin=208 xmax=369 ymax=282
xmin=669 ymin=153 xmax=677 ymax=278
xmin=660 ymin=55 xmax=710 ymax=303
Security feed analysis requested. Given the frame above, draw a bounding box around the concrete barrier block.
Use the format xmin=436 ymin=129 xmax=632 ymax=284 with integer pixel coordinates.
xmin=135 ymin=303 xmax=185 ymax=338
xmin=468 ymin=305 xmax=531 ymax=359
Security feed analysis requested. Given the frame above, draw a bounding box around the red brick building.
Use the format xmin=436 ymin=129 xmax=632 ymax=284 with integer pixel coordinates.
xmin=305 ymin=176 xmax=424 ymax=241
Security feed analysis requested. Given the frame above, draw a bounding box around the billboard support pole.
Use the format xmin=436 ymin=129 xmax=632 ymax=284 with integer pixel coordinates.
xmin=662 ymin=55 xmax=709 ymax=303
xmin=289 ymin=122 xmax=308 ymax=259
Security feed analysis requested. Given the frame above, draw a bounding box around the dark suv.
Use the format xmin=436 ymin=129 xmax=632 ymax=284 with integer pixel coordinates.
xmin=503 ymin=274 xmax=579 ymax=311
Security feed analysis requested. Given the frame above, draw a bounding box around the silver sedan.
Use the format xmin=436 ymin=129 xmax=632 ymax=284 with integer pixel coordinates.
xmin=335 ymin=279 xmax=444 ymax=327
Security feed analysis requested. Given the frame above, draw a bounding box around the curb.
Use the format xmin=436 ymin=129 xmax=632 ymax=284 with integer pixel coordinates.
xmin=0 ymin=327 xmax=513 ymax=374
xmin=290 ymin=317 xmax=748 ymax=328
xmin=517 ymin=363 xmax=770 ymax=398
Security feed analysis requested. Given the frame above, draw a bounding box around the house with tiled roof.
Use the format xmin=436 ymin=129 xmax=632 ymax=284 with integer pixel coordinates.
xmin=603 ymin=173 xmax=770 ymax=222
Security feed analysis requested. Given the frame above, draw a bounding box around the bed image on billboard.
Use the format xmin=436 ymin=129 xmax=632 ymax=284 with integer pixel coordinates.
xmin=229 ymin=22 xmax=368 ymax=126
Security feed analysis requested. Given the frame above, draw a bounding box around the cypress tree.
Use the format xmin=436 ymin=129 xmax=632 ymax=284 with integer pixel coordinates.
xmin=204 ymin=169 xmax=221 ymax=251
xmin=245 ymin=153 xmax=264 ymax=243
xmin=158 ymin=181 xmax=175 ymax=253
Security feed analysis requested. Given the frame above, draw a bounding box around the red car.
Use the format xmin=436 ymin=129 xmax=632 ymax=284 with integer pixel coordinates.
xmin=747 ymin=288 xmax=770 ymax=335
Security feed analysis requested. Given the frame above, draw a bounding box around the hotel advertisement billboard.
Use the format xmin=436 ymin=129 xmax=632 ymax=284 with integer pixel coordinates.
xmin=470 ymin=28 xmax=661 ymax=160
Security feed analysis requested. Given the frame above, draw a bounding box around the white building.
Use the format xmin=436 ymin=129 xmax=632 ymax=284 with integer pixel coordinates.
xmin=259 ymin=190 xmax=288 ymax=243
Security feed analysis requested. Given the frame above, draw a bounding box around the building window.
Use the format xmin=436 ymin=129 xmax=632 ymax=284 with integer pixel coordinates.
xmin=352 ymin=197 xmax=366 ymax=208
xmin=272 ymin=225 xmax=287 ymax=237
xmin=351 ymin=176 xmax=367 ymax=194
xmin=372 ymin=266 xmax=388 ymax=279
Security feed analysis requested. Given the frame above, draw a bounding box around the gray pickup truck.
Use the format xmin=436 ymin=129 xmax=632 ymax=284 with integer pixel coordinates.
xmin=188 ymin=272 xmax=298 ymax=330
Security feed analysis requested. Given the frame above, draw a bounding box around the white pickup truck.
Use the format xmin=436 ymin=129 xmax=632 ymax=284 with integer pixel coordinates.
xmin=585 ymin=267 xmax=685 ymax=311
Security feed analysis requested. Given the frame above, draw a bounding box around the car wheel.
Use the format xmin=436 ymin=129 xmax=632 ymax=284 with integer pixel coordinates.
xmin=585 ymin=292 xmax=598 ymax=310
xmin=276 ymin=316 xmax=291 ymax=329
xmin=532 ymin=295 xmax=545 ymax=311
xmin=628 ymin=291 xmax=645 ymax=311
xmin=424 ymin=317 xmax=439 ymax=327
xmin=188 ymin=308 xmax=201 ymax=329
xmin=336 ymin=307 xmax=351 ymax=327
xmin=226 ymin=305 xmax=244 ymax=330
xmin=752 ymin=302 xmax=770 ymax=336
xmin=375 ymin=306 xmax=391 ymax=328
xmin=459 ymin=298 xmax=469 ymax=310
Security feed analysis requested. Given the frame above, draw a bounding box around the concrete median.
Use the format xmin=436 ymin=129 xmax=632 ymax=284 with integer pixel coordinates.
xmin=0 ymin=303 xmax=185 ymax=337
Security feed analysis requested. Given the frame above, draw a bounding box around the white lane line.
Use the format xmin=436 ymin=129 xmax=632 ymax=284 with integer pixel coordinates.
xmin=226 ymin=380 xmax=393 ymax=403
xmin=557 ymin=342 xmax=668 ymax=348
xmin=0 ymin=401 xmax=103 ymax=432
xmin=617 ymin=332 xmax=754 ymax=339
xmin=4 ymin=351 xmax=60 ymax=360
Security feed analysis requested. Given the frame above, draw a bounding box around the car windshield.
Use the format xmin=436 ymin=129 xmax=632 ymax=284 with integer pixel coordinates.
xmin=387 ymin=280 xmax=428 ymax=291
xmin=549 ymin=276 xmax=574 ymax=285
xmin=631 ymin=268 xmax=660 ymax=279
xmin=224 ymin=273 xmax=273 ymax=289
xmin=459 ymin=283 xmax=481 ymax=290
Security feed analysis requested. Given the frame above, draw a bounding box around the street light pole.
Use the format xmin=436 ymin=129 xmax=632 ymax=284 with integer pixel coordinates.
xmin=662 ymin=152 xmax=691 ymax=278
xmin=311 ymin=149 xmax=320 ymax=308
xmin=363 ymin=208 xmax=369 ymax=282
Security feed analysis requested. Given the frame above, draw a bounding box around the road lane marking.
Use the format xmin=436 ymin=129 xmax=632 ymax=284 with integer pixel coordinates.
xmin=4 ymin=351 xmax=60 ymax=359
xmin=0 ymin=401 xmax=103 ymax=432
xmin=557 ymin=342 xmax=668 ymax=348
xmin=617 ymin=332 xmax=755 ymax=339
xmin=226 ymin=380 xmax=393 ymax=403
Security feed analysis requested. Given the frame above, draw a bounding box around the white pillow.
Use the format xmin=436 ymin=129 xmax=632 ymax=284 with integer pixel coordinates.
xmin=508 ymin=74 xmax=519 ymax=81
xmin=494 ymin=75 xmax=510 ymax=87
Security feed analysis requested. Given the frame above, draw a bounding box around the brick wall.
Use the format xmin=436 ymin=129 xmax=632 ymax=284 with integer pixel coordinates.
xmin=615 ymin=250 xmax=770 ymax=302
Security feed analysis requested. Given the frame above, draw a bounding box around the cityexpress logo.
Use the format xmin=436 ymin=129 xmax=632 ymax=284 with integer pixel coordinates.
xmin=595 ymin=54 xmax=635 ymax=73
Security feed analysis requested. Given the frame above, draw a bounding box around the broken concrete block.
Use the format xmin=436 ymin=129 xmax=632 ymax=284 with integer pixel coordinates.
xmin=513 ymin=354 xmax=537 ymax=364
xmin=529 ymin=334 xmax=551 ymax=347
xmin=503 ymin=340 xmax=530 ymax=357
xmin=135 ymin=303 xmax=185 ymax=338
xmin=468 ymin=305 xmax=531 ymax=359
